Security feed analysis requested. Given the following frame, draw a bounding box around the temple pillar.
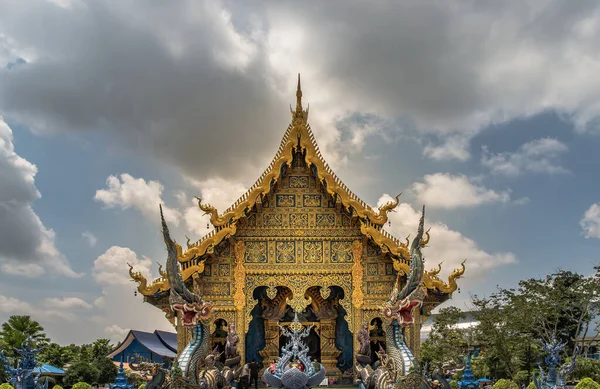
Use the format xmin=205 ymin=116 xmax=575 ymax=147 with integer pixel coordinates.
xmin=260 ymin=320 xmax=281 ymax=365
xmin=233 ymin=240 xmax=247 ymax=364
xmin=319 ymin=319 xmax=340 ymax=377
xmin=351 ymin=240 xmax=364 ymax=357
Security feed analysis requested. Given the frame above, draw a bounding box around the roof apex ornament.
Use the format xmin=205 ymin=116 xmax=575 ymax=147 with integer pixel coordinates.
xmin=290 ymin=73 xmax=309 ymax=123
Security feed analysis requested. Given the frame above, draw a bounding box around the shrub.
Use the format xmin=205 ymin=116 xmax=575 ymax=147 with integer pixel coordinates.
xmin=72 ymin=383 xmax=91 ymax=389
xmin=526 ymin=382 xmax=535 ymax=389
xmin=63 ymin=361 xmax=100 ymax=386
xmin=52 ymin=385 xmax=64 ymax=389
xmin=572 ymin=358 xmax=600 ymax=382
xmin=493 ymin=379 xmax=519 ymax=389
xmin=449 ymin=380 xmax=459 ymax=389
xmin=0 ymin=383 xmax=14 ymax=389
xmin=138 ymin=384 xmax=146 ymax=389
xmin=513 ymin=371 xmax=530 ymax=387
xmin=575 ymin=378 xmax=600 ymax=389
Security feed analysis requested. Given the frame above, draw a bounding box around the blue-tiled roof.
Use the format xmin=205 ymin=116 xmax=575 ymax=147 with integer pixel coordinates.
xmin=155 ymin=330 xmax=177 ymax=353
xmin=130 ymin=330 xmax=177 ymax=358
xmin=33 ymin=364 xmax=65 ymax=375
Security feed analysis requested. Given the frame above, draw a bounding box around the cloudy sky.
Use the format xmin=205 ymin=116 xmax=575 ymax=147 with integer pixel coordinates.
xmin=1 ymin=0 xmax=600 ymax=345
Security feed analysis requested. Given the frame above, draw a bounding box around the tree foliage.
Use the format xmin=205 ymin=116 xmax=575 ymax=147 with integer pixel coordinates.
xmin=575 ymin=378 xmax=600 ymax=389
xmin=571 ymin=357 xmax=600 ymax=383
xmin=96 ymin=357 xmax=118 ymax=384
xmin=72 ymin=383 xmax=92 ymax=389
xmin=0 ymin=316 xmax=49 ymax=358
xmin=493 ymin=379 xmax=518 ymax=389
xmin=421 ymin=307 xmax=468 ymax=369
xmin=0 ymin=383 xmax=14 ymax=389
xmin=63 ymin=361 xmax=100 ymax=386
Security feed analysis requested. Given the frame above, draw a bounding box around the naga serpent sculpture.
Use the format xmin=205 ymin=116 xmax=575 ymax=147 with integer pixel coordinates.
xmin=160 ymin=205 xmax=215 ymax=388
xmin=355 ymin=206 xmax=429 ymax=389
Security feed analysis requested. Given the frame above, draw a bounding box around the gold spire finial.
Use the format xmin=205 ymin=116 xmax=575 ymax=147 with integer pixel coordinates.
xmin=296 ymin=73 xmax=302 ymax=112
xmin=291 ymin=73 xmax=309 ymax=122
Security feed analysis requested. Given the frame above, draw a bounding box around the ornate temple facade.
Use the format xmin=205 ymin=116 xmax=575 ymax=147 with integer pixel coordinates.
xmin=130 ymin=76 xmax=464 ymax=376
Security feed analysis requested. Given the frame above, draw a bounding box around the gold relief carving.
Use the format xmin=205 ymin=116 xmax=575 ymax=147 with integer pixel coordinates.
xmin=366 ymin=263 xmax=378 ymax=276
xmin=264 ymin=214 xmax=283 ymax=227
xmin=351 ymin=240 xmax=364 ymax=309
xmin=303 ymin=241 xmax=323 ymax=263
xmin=289 ymin=213 xmax=309 ymax=228
xmin=423 ymin=260 xmax=466 ymax=294
xmin=276 ymin=194 xmax=296 ymax=207
xmin=365 ymin=281 xmax=392 ymax=296
xmin=316 ymin=214 xmax=335 ymax=227
xmin=244 ymin=241 xmax=267 ymax=263
xmin=128 ymin=263 xmax=170 ymax=296
xmin=218 ymin=264 xmax=231 ymax=277
xmin=360 ymin=222 xmax=410 ymax=272
xmin=289 ymin=176 xmax=309 ymax=188
xmin=233 ymin=240 xmax=246 ymax=310
xmin=244 ymin=272 xmax=353 ymax=331
xmin=275 ymin=241 xmax=296 ymax=263
xmin=204 ymin=282 xmax=230 ymax=296
xmin=302 ymin=194 xmax=322 ymax=207
xmin=175 ymin=224 xmax=236 ymax=264
xmin=331 ymin=241 xmax=353 ymax=263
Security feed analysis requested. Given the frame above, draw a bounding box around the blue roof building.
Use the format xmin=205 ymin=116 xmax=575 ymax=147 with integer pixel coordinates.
xmin=33 ymin=364 xmax=65 ymax=376
xmin=106 ymin=330 xmax=177 ymax=367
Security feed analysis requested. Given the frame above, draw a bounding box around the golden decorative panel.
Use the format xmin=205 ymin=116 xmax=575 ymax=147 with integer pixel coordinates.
xmin=264 ymin=214 xmax=283 ymax=227
xmin=331 ymin=240 xmax=353 ymax=263
xmin=303 ymin=241 xmax=323 ymax=263
xmin=275 ymin=241 xmax=296 ymax=263
xmin=316 ymin=213 xmax=335 ymax=227
xmin=289 ymin=213 xmax=309 ymax=228
xmin=365 ymin=281 xmax=392 ymax=296
xmin=302 ymin=194 xmax=322 ymax=207
xmin=204 ymin=282 xmax=231 ymax=296
xmin=289 ymin=176 xmax=309 ymax=188
xmin=276 ymin=194 xmax=296 ymax=207
xmin=218 ymin=264 xmax=231 ymax=277
xmin=244 ymin=241 xmax=267 ymax=263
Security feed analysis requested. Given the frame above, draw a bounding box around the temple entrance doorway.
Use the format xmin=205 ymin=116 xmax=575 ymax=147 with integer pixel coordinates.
xmin=211 ymin=318 xmax=228 ymax=364
xmin=369 ymin=317 xmax=386 ymax=366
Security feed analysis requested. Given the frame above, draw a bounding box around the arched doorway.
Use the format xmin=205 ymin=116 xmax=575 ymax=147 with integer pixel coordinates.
xmin=369 ymin=317 xmax=386 ymax=366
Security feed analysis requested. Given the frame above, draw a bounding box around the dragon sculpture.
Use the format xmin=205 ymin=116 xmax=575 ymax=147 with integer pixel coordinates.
xmin=263 ymin=313 xmax=326 ymax=389
xmin=355 ymin=206 xmax=430 ymax=389
xmin=0 ymin=337 xmax=47 ymax=389
xmin=533 ymin=334 xmax=578 ymax=389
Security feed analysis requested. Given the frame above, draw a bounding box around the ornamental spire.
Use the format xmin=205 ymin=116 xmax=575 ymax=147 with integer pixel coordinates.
xmin=290 ymin=73 xmax=309 ymax=122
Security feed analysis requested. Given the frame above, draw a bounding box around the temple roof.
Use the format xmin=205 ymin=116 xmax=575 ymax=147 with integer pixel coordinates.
xmin=175 ymin=74 xmax=414 ymax=276
xmin=106 ymin=330 xmax=177 ymax=360
xmin=130 ymin=74 xmax=465 ymax=301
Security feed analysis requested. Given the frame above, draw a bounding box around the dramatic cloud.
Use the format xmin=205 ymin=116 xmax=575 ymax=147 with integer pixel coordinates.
xmin=82 ymin=231 xmax=97 ymax=247
xmin=0 ymin=118 xmax=81 ymax=278
xmin=182 ymin=177 xmax=247 ymax=237
xmin=411 ymin=173 xmax=512 ymax=209
xmin=92 ymin=246 xmax=152 ymax=285
xmin=580 ymin=203 xmax=600 ymax=239
xmin=481 ymin=138 xmax=569 ymax=176
xmin=0 ymin=295 xmax=34 ymax=314
xmin=95 ymin=174 xmax=181 ymax=225
xmin=0 ymin=0 xmax=598 ymax=184
xmin=380 ymin=195 xmax=516 ymax=280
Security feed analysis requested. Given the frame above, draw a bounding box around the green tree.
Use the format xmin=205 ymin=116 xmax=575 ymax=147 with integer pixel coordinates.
xmin=420 ymin=307 xmax=468 ymax=369
xmin=52 ymin=385 xmax=64 ymax=389
xmin=493 ymin=379 xmax=519 ymax=389
xmin=39 ymin=343 xmax=75 ymax=368
xmin=63 ymin=361 xmax=100 ymax=386
xmin=96 ymin=357 xmax=118 ymax=384
xmin=571 ymin=357 xmax=600 ymax=382
xmin=575 ymin=378 xmax=600 ymax=389
xmin=0 ymin=383 xmax=14 ymax=389
xmin=0 ymin=316 xmax=49 ymax=358
xmin=91 ymin=339 xmax=113 ymax=360
xmin=512 ymin=371 xmax=530 ymax=387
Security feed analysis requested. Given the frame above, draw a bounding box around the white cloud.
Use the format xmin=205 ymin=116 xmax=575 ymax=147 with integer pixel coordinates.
xmin=182 ymin=177 xmax=247 ymax=237
xmin=82 ymin=231 xmax=97 ymax=247
xmin=411 ymin=173 xmax=511 ymax=209
xmin=44 ymin=297 xmax=93 ymax=310
xmin=0 ymin=117 xmax=81 ymax=278
xmin=0 ymin=295 xmax=34 ymax=314
xmin=380 ymin=195 xmax=516 ymax=280
xmin=580 ymin=203 xmax=600 ymax=239
xmin=104 ymin=324 xmax=129 ymax=340
xmin=94 ymin=174 xmax=181 ymax=226
xmin=93 ymin=246 xmax=152 ymax=285
xmin=423 ymin=136 xmax=471 ymax=162
xmin=481 ymin=138 xmax=569 ymax=176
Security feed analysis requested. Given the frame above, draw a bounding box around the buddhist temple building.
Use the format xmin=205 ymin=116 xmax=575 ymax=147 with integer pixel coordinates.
xmin=129 ymin=75 xmax=465 ymax=376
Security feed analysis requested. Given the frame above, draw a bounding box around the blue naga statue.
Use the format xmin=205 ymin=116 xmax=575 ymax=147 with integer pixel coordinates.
xmin=0 ymin=337 xmax=47 ymax=389
xmin=263 ymin=313 xmax=326 ymax=389
xmin=355 ymin=207 xmax=444 ymax=389
xmin=533 ymin=334 xmax=578 ymax=389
